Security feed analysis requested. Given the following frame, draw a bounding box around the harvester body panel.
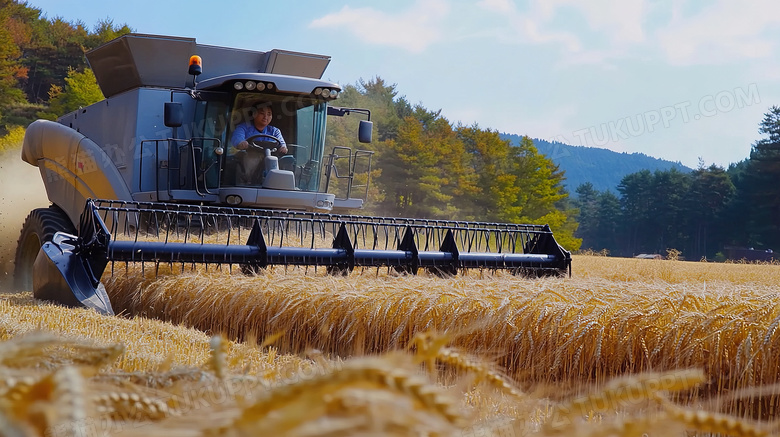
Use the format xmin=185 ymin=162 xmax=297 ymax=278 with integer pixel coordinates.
xmin=55 ymin=87 xmax=187 ymax=197
xmin=22 ymin=120 xmax=134 ymax=226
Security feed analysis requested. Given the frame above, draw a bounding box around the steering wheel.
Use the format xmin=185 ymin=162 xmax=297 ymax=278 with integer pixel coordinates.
xmin=244 ymin=133 xmax=282 ymax=151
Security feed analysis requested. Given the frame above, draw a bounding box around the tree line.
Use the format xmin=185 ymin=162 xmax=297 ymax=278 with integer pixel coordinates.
xmin=574 ymin=106 xmax=780 ymax=260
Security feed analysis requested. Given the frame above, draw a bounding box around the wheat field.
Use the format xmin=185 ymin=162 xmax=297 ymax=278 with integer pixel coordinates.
xmin=0 ymin=255 xmax=778 ymax=436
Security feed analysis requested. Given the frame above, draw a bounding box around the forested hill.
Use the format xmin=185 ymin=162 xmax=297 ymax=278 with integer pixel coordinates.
xmin=501 ymin=134 xmax=691 ymax=194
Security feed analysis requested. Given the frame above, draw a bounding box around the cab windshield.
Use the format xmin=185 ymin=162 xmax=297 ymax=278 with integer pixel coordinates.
xmin=195 ymin=93 xmax=328 ymax=192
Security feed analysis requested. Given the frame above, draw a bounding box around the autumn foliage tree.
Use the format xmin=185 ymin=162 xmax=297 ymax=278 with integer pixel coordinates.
xmin=378 ymin=110 xmax=476 ymax=218
xmin=0 ymin=1 xmax=29 ymax=129
xmin=37 ymin=67 xmax=103 ymax=119
xmin=0 ymin=1 xmax=130 ymax=132
xmin=325 ymin=78 xmax=581 ymax=249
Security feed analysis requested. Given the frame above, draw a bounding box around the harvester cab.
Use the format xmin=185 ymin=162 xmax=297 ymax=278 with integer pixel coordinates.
xmin=25 ymin=34 xmax=374 ymax=223
xmin=16 ymin=34 xmax=572 ymax=316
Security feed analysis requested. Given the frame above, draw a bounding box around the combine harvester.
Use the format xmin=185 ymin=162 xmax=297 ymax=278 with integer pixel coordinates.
xmin=14 ymin=34 xmax=571 ymax=315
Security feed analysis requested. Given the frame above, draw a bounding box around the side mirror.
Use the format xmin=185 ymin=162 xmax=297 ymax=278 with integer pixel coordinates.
xmin=164 ymin=102 xmax=183 ymax=128
xmin=358 ymin=120 xmax=373 ymax=144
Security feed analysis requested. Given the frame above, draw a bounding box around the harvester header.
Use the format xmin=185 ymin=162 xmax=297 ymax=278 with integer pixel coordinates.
xmin=34 ymin=199 xmax=572 ymax=315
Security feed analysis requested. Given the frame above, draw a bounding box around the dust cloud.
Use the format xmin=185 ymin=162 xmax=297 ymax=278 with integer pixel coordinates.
xmin=0 ymin=149 xmax=49 ymax=289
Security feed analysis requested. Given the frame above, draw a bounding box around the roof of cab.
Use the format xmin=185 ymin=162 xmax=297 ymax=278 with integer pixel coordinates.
xmin=86 ymin=33 xmax=332 ymax=98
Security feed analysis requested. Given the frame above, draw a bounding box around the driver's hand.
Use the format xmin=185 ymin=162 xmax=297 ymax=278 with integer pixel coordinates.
xmin=237 ymin=140 xmax=248 ymax=150
xmin=279 ymin=145 xmax=288 ymax=154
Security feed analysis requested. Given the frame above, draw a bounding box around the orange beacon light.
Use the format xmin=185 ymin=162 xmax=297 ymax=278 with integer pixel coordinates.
xmin=188 ymin=55 xmax=202 ymax=76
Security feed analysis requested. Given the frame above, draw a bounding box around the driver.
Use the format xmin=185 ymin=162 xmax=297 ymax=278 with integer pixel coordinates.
xmin=230 ymin=103 xmax=288 ymax=155
xmin=229 ymin=103 xmax=288 ymax=185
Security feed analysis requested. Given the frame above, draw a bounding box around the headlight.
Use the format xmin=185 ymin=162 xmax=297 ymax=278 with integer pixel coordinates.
xmin=329 ymin=89 xmax=338 ymax=98
xmin=226 ymin=195 xmax=242 ymax=205
xmin=321 ymin=88 xmax=330 ymax=97
xmin=245 ymin=81 xmax=256 ymax=90
xmin=256 ymin=82 xmax=266 ymax=91
xmin=233 ymin=82 xmax=244 ymax=90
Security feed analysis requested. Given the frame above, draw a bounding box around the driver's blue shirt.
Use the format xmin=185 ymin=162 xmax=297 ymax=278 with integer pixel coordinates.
xmin=229 ymin=122 xmax=286 ymax=155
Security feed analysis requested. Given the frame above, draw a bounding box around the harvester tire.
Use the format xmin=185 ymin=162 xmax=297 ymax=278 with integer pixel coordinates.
xmin=13 ymin=205 xmax=76 ymax=291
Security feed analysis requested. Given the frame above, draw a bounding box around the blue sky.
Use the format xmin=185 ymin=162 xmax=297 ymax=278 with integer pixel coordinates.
xmin=25 ymin=0 xmax=780 ymax=168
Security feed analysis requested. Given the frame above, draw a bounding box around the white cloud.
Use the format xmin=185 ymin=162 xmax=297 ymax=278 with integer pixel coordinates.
xmin=656 ymin=0 xmax=780 ymax=64
xmin=309 ymin=0 xmax=450 ymax=53
xmin=522 ymin=17 xmax=581 ymax=52
xmin=557 ymin=0 xmax=647 ymax=45
xmin=474 ymin=0 xmax=647 ymax=63
xmin=477 ymin=0 xmax=516 ymax=14
xmin=453 ymin=1 xmax=779 ymax=67
xmin=474 ymin=0 xmax=780 ymax=67
xmin=474 ymin=0 xmax=581 ymax=52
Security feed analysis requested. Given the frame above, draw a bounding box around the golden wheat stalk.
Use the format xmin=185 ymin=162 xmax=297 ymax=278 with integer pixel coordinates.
xmin=436 ymin=347 xmax=524 ymax=398
xmin=220 ymin=354 xmax=465 ymax=434
xmin=0 ymin=331 xmax=124 ymax=369
xmin=545 ymin=369 xmax=706 ymax=432
xmin=656 ymin=393 xmax=769 ymax=437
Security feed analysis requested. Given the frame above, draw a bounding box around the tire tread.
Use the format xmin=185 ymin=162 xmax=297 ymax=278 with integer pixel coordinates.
xmin=13 ymin=205 xmax=76 ymax=290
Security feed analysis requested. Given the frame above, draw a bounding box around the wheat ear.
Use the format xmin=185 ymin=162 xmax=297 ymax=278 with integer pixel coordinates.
xmin=657 ymin=394 xmax=768 ymax=437
xmin=437 ymin=347 xmax=524 ymax=398
xmin=547 ymin=369 xmax=706 ymax=431
xmin=226 ymin=356 xmax=464 ymax=430
xmin=49 ymin=366 xmax=87 ymax=437
xmin=94 ymin=391 xmax=172 ymax=421
xmin=209 ymin=335 xmax=228 ymax=380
